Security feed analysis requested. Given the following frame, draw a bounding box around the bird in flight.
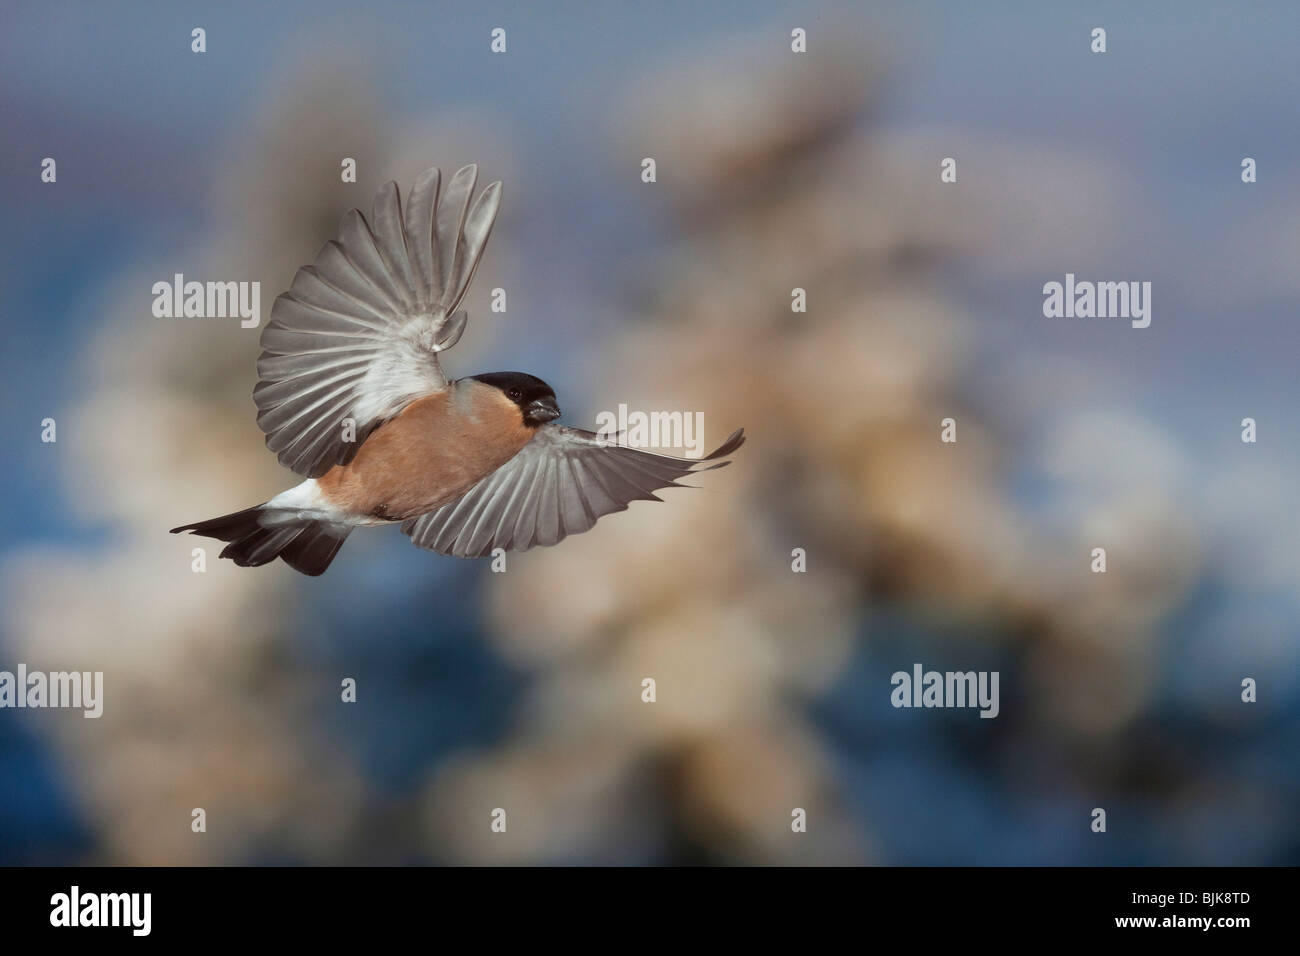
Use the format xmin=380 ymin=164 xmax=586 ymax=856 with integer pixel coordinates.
xmin=171 ymin=165 xmax=744 ymax=575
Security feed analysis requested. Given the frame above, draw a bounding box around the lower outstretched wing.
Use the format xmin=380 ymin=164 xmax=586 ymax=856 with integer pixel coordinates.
xmin=401 ymin=425 xmax=746 ymax=557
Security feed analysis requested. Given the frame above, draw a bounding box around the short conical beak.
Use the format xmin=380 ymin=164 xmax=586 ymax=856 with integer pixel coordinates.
xmin=528 ymin=397 xmax=561 ymax=423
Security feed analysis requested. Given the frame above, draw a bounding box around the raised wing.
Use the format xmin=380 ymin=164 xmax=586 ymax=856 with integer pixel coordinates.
xmin=401 ymin=426 xmax=747 ymax=558
xmin=255 ymin=164 xmax=502 ymax=477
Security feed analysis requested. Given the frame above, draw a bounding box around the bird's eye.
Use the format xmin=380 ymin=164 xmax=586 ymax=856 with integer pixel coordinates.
xmin=508 ymin=387 xmax=522 ymax=401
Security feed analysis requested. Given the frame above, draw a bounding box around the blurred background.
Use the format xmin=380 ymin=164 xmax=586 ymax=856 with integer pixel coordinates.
xmin=2 ymin=0 xmax=1298 ymax=865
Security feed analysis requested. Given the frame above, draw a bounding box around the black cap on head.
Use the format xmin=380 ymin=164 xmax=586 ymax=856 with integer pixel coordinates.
xmin=470 ymin=371 xmax=560 ymax=426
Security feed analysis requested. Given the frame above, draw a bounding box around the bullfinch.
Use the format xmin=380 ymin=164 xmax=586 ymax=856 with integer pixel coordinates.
xmin=171 ymin=164 xmax=744 ymax=575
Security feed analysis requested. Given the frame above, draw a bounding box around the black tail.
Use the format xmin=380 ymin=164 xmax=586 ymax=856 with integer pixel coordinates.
xmin=170 ymin=505 xmax=352 ymax=577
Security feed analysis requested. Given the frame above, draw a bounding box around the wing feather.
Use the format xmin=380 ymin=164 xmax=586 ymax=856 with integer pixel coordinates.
xmin=254 ymin=165 xmax=502 ymax=477
xmin=401 ymin=426 xmax=746 ymax=558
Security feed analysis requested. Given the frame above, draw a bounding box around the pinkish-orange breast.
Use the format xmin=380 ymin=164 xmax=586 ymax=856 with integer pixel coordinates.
xmin=317 ymin=387 xmax=535 ymax=519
